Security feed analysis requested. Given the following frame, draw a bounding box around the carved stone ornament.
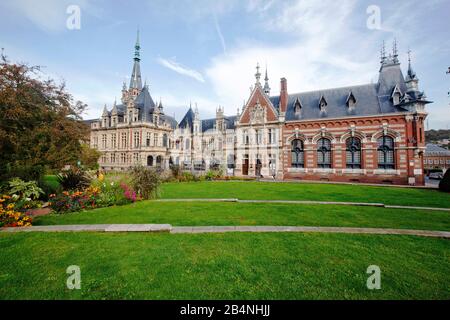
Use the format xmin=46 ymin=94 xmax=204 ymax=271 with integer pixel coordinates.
xmin=250 ymin=102 xmax=265 ymax=124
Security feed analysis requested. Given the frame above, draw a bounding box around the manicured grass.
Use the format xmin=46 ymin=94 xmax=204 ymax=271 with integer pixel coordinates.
xmin=160 ymin=181 xmax=450 ymax=208
xmin=34 ymin=201 xmax=450 ymax=231
xmin=0 ymin=232 xmax=448 ymax=299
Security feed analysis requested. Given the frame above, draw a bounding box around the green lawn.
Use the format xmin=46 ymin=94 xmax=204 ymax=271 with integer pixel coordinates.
xmin=34 ymin=201 xmax=450 ymax=231
xmin=3 ymin=180 xmax=449 ymax=300
xmin=0 ymin=232 xmax=448 ymax=299
xmin=160 ymin=181 xmax=450 ymax=208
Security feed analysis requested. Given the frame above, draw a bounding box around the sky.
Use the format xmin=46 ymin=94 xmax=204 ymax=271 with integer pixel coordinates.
xmin=0 ymin=0 xmax=449 ymax=129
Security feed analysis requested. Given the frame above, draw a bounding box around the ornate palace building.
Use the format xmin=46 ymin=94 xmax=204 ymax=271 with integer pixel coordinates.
xmin=90 ymin=36 xmax=431 ymax=185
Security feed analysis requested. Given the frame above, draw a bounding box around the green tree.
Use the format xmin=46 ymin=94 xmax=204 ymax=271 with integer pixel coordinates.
xmin=0 ymin=53 xmax=90 ymax=181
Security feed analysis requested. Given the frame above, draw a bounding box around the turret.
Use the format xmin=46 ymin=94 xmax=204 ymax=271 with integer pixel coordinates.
xmin=101 ymin=104 xmax=109 ymax=128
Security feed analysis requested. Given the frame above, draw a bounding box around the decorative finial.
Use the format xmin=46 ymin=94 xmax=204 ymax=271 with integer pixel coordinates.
xmin=264 ymin=63 xmax=269 ymax=81
xmin=134 ymin=28 xmax=140 ymax=61
xmin=255 ymin=62 xmax=261 ymax=84
xmin=393 ymin=38 xmax=399 ymax=63
xmin=406 ymin=48 xmax=416 ymax=80
xmin=380 ymin=40 xmax=386 ymax=64
xmin=263 ymin=63 xmax=271 ymax=95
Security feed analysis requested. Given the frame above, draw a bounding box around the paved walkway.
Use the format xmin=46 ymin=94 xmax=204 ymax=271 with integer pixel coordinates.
xmin=156 ymin=199 xmax=450 ymax=212
xmin=1 ymin=224 xmax=449 ymax=239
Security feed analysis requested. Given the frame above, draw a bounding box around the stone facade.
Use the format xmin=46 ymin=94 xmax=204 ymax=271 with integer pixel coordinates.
xmin=90 ymin=37 xmax=431 ymax=185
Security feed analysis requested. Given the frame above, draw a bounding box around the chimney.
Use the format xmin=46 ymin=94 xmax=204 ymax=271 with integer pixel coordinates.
xmin=279 ymin=77 xmax=288 ymax=113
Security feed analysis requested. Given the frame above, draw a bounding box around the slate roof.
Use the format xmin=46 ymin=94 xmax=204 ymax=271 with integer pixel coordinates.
xmin=425 ymin=144 xmax=450 ymax=156
xmin=201 ymin=116 xmax=237 ymax=132
xmin=268 ymin=63 xmax=421 ymax=122
xmin=179 ymin=107 xmax=195 ymax=131
xmin=134 ymin=86 xmax=156 ymax=121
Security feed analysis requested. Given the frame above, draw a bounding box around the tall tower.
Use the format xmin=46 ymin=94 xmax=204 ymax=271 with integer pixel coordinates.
xmin=129 ymin=29 xmax=143 ymax=97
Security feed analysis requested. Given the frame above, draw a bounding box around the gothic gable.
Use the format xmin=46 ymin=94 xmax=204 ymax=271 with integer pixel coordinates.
xmin=239 ymin=86 xmax=278 ymax=124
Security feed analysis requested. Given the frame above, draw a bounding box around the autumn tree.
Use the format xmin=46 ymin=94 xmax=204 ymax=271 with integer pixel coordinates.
xmin=0 ymin=53 xmax=97 ymax=181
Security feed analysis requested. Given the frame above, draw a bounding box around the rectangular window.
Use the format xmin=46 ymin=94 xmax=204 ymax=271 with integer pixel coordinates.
xmin=111 ymin=134 xmax=116 ymax=149
xmin=121 ymin=132 xmax=127 ymax=149
xmin=101 ymin=134 xmax=107 ymax=149
xmin=146 ymin=132 xmax=151 ymax=147
xmin=133 ymin=132 xmax=140 ymax=148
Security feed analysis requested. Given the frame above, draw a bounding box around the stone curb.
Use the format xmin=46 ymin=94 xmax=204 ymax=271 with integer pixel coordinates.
xmin=156 ymin=199 xmax=450 ymax=211
xmin=170 ymin=226 xmax=450 ymax=238
xmin=0 ymin=224 xmax=172 ymax=233
xmin=1 ymin=224 xmax=449 ymax=239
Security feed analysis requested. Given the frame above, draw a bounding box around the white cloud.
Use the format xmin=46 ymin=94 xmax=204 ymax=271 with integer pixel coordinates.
xmin=213 ymin=14 xmax=227 ymax=54
xmin=157 ymin=57 xmax=205 ymax=83
xmin=205 ymin=0 xmax=379 ymax=110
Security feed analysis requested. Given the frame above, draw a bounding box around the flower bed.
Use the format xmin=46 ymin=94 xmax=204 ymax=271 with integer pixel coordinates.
xmin=0 ymin=195 xmax=32 ymax=228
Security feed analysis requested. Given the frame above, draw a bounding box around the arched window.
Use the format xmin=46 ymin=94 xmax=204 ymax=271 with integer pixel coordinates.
xmin=346 ymin=137 xmax=361 ymax=169
xmin=291 ymin=139 xmax=304 ymax=168
xmin=377 ymin=135 xmax=395 ymax=169
xmin=317 ymin=138 xmax=332 ymax=168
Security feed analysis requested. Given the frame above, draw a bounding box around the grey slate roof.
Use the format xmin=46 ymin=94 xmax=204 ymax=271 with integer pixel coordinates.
xmin=201 ymin=116 xmax=237 ymax=132
xmin=179 ymin=107 xmax=195 ymax=131
xmin=269 ymin=63 xmax=418 ymax=122
xmin=425 ymin=144 xmax=450 ymax=156
xmin=135 ymin=86 xmax=156 ymax=113
xmin=162 ymin=114 xmax=178 ymax=129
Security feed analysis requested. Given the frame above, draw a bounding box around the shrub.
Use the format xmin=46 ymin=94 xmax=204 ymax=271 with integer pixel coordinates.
xmin=38 ymin=176 xmax=62 ymax=201
xmin=6 ymin=178 xmax=44 ymax=200
xmin=205 ymin=169 xmax=224 ymax=181
xmin=439 ymin=170 xmax=450 ymax=192
xmin=130 ymin=166 xmax=161 ymax=200
xmin=57 ymin=167 xmax=93 ymax=191
xmin=0 ymin=195 xmax=33 ymax=227
xmin=1 ymin=164 xmax=45 ymax=183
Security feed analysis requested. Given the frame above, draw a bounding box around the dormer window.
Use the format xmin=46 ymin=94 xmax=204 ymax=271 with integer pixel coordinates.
xmin=391 ymin=85 xmax=402 ymax=106
xmin=293 ymin=98 xmax=302 ymax=116
xmin=319 ymin=95 xmax=327 ymax=112
xmin=346 ymin=91 xmax=357 ymax=109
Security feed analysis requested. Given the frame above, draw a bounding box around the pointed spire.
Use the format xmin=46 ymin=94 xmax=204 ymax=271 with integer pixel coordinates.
xmin=129 ymin=29 xmax=143 ymax=90
xmin=263 ymin=64 xmax=271 ymax=95
xmin=134 ymin=28 xmax=140 ymax=62
xmin=255 ymin=62 xmax=261 ymax=84
xmin=102 ymin=104 xmax=109 ymax=116
xmin=405 ymin=49 xmax=417 ymax=83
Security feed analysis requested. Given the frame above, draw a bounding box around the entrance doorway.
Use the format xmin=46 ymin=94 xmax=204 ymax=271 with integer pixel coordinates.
xmin=255 ymin=159 xmax=262 ymax=177
xmin=242 ymin=159 xmax=249 ymax=175
xmin=147 ymin=155 xmax=153 ymax=166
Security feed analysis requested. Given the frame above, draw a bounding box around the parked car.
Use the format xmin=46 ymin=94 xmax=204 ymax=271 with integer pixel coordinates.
xmin=429 ymin=172 xmax=444 ymax=180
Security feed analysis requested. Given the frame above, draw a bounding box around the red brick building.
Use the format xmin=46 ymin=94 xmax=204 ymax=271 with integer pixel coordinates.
xmin=235 ymin=44 xmax=431 ymax=185
xmin=277 ymin=48 xmax=430 ymax=185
